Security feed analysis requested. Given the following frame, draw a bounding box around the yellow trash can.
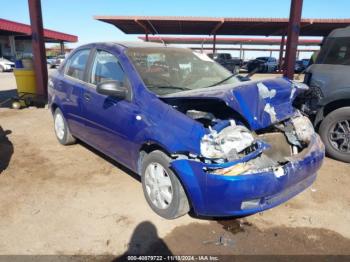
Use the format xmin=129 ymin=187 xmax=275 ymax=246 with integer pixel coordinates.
xmin=13 ymin=69 xmax=37 ymax=108
xmin=13 ymin=69 xmax=37 ymax=95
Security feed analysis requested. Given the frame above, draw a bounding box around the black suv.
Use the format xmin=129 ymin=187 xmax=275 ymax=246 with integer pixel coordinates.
xmin=297 ymin=26 xmax=350 ymax=162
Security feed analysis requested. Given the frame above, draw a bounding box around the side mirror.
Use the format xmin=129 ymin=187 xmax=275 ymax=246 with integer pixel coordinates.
xmin=96 ymin=80 xmax=128 ymax=99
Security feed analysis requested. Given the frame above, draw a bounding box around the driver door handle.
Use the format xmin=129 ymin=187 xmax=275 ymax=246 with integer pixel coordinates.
xmin=84 ymin=93 xmax=91 ymax=101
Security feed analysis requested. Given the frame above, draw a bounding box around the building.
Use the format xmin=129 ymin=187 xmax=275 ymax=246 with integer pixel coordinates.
xmin=0 ymin=18 xmax=77 ymax=60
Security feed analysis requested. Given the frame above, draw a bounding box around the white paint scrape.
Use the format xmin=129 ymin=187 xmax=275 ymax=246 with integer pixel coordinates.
xmin=274 ymin=167 xmax=285 ymax=178
xmin=257 ymin=82 xmax=276 ymax=99
xmin=264 ymin=103 xmax=277 ymax=122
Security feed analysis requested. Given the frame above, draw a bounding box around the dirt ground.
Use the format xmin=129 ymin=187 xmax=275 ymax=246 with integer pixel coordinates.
xmin=0 ymin=72 xmax=350 ymax=257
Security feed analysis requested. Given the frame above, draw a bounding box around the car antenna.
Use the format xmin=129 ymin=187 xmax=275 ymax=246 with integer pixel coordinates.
xmin=237 ymin=65 xmax=261 ymax=82
xmin=146 ymin=20 xmax=167 ymax=46
xmin=246 ymin=66 xmax=260 ymax=78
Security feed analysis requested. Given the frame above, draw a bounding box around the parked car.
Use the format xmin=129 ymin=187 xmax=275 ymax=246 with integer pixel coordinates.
xmin=295 ymin=59 xmax=311 ymax=73
xmin=247 ymin=57 xmax=278 ymax=73
xmin=0 ymin=57 xmax=15 ymax=72
xmin=51 ymin=54 xmax=66 ymax=68
xmin=47 ymin=56 xmax=56 ymax=68
xmin=49 ymin=42 xmax=324 ymax=219
xmin=208 ymin=53 xmax=241 ymax=74
xmin=301 ymin=58 xmax=310 ymax=68
xmin=296 ymin=26 xmax=350 ymax=162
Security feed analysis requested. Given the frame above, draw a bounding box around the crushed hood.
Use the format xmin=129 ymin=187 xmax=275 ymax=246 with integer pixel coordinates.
xmin=163 ymin=77 xmax=302 ymax=130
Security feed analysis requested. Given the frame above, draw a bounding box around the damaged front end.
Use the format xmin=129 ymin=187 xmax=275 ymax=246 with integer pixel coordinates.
xmin=162 ymin=78 xmax=325 ymax=216
xmin=198 ymin=112 xmax=318 ymax=177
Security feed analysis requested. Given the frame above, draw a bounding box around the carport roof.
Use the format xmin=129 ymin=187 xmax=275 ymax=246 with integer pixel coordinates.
xmin=94 ymin=16 xmax=350 ymax=37
xmin=138 ymin=36 xmax=322 ymax=46
xmin=0 ymin=18 xmax=78 ymax=42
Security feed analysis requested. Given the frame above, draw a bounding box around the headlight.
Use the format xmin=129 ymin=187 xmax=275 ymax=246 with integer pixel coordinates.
xmin=200 ymin=122 xmax=254 ymax=159
xmin=291 ymin=114 xmax=315 ymax=143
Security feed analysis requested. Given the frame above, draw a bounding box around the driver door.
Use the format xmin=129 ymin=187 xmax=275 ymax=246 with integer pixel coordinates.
xmin=81 ymin=49 xmax=140 ymax=166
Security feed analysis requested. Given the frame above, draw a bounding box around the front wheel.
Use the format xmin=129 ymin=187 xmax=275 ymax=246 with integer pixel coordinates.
xmin=319 ymin=107 xmax=350 ymax=162
xmin=141 ymin=150 xmax=190 ymax=219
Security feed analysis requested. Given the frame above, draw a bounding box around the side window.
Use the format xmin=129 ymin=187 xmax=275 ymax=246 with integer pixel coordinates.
xmin=65 ymin=49 xmax=90 ymax=81
xmin=90 ymin=50 xmax=127 ymax=86
xmin=318 ymin=37 xmax=350 ymax=65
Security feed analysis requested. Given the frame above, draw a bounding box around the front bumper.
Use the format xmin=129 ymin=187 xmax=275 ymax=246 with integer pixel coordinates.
xmin=171 ymin=134 xmax=325 ymax=217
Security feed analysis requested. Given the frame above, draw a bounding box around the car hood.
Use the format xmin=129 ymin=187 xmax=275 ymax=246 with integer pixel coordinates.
xmin=163 ymin=77 xmax=302 ymax=130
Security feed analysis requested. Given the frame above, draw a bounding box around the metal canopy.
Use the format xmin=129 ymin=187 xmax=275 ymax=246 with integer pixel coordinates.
xmin=0 ymin=18 xmax=77 ymax=42
xmin=138 ymin=36 xmax=322 ymax=46
xmin=94 ymin=16 xmax=350 ymax=37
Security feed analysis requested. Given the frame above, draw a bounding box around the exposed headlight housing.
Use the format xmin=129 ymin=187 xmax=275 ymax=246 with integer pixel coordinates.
xmin=291 ymin=114 xmax=315 ymax=143
xmin=200 ymin=121 xmax=254 ymax=159
xmin=291 ymin=80 xmax=309 ymax=91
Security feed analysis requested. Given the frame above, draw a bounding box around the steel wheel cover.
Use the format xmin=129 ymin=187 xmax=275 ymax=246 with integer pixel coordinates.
xmin=144 ymin=162 xmax=173 ymax=209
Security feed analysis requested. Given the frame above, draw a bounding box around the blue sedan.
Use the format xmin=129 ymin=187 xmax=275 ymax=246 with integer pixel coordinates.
xmin=48 ymin=42 xmax=324 ymax=219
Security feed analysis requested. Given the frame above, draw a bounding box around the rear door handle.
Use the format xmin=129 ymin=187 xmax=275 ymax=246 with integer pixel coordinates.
xmin=84 ymin=93 xmax=91 ymax=101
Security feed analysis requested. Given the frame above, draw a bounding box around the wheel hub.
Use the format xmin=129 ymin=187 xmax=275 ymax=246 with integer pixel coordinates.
xmin=145 ymin=162 xmax=173 ymax=209
xmin=329 ymin=120 xmax=350 ymax=154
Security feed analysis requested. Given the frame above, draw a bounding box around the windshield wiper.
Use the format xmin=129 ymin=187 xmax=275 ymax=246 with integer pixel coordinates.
xmin=207 ymin=74 xmax=236 ymax=87
xmin=149 ymin=86 xmax=191 ymax=91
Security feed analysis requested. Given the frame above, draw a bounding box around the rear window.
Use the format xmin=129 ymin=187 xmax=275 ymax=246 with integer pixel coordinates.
xmin=317 ymin=37 xmax=350 ymax=66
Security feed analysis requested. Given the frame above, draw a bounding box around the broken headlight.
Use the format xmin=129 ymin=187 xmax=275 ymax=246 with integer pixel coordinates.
xmin=200 ymin=121 xmax=255 ymax=159
xmin=291 ymin=114 xmax=315 ymax=143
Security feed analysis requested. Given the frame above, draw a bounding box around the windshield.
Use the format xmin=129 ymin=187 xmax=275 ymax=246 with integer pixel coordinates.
xmin=317 ymin=37 xmax=350 ymax=66
xmin=126 ymin=47 xmax=240 ymax=95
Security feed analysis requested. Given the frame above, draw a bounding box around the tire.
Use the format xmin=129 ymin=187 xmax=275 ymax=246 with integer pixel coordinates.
xmin=53 ymin=108 xmax=76 ymax=145
xmin=0 ymin=65 xmax=4 ymax=73
xmin=141 ymin=150 xmax=190 ymax=219
xmin=319 ymin=107 xmax=350 ymax=162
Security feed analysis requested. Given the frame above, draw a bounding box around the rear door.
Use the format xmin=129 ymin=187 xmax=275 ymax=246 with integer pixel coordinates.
xmin=58 ymin=48 xmax=91 ymax=137
xmin=80 ymin=49 xmax=140 ymax=166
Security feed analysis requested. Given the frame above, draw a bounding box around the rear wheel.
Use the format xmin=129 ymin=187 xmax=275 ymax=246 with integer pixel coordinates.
xmin=319 ymin=107 xmax=350 ymax=162
xmin=54 ymin=108 xmax=76 ymax=145
xmin=141 ymin=150 xmax=190 ymax=219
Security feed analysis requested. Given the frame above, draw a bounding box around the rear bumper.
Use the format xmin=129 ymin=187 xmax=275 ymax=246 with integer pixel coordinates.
xmin=171 ymin=134 xmax=325 ymax=217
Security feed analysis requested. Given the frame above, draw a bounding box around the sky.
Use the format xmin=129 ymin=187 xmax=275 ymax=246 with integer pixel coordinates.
xmin=1 ymin=0 xmax=349 ymax=59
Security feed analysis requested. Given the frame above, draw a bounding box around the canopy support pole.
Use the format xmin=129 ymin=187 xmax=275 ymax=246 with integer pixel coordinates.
xmin=284 ymin=0 xmax=303 ymax=79
xmin=213 ymin=34 xmax=216 ymax=54
xmin=28 ymin=0 xmax=48 ymax=99
xmin=239 ymin=44 xmax=243 ymax=59
xmin=9 ymin=36 xmax=16 ymax=58
xmin=278 ymin=35 xmax=286 ymax=72
xmin=60 ymin=41 xmax=65 ymax=55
